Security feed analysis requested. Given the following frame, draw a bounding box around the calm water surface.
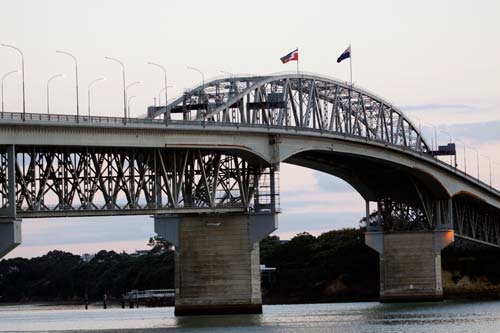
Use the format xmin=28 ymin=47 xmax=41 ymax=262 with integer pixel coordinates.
xmin=1 ymin=301 xmax=499 ymax=333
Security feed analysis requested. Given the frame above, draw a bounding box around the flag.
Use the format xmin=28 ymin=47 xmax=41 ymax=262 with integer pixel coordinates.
xmin=280 ymin=49 xmax=299 ymax=64
xmin=337 ymin=45 xmax=351 ymax=63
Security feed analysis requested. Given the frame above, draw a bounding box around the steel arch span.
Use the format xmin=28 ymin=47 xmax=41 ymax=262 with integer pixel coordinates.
xmin=1 ymin=73 xmax=500 ymax=248
xmin=150 ymin=73 xmax=430 ymax=153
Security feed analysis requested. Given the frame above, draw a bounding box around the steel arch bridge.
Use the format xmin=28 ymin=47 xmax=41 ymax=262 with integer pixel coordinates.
xmin=146 ymin=72 xmax=500 ymax=247
xmin=149 ymin=72 xmax=430 ymax=153
xmin=0 ymin=73 xmax=500 ymax=250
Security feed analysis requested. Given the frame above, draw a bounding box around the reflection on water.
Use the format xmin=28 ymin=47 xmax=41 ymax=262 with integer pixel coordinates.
xmin=0 ymin=301 xmax=500 ymax=332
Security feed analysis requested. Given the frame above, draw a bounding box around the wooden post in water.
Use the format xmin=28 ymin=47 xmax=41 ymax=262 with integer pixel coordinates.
xmin=103 ymin=294 xmax=107 ymax=309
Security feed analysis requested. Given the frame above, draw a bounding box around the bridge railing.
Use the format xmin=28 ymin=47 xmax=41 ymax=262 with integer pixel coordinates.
xmin=0 ymin=111 xmax=166 ymax=125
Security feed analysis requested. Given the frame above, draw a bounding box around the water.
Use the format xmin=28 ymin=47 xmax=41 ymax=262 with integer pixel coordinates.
xmin=1 ymin=301 xmax=500 ymax=333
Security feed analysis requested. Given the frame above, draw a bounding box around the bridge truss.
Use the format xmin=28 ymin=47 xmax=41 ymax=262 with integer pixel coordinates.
xmin=149 ymin=73 xmax=500 ymax=247
xmin=365 ymin=194 xmax=500 ymax=247
xmin=0 ymin=146 xmax=277 ymax=218
xmin=150 ymin=73 xmax=430 ymax=153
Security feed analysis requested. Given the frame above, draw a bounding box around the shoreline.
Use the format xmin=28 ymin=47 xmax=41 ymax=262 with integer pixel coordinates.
xmin=2 ymin=292 xmax=500 ymax=309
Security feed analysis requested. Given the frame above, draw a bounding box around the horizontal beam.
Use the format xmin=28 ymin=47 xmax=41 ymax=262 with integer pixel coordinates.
xmin=18 ymin=207 xmax=247 ymax=219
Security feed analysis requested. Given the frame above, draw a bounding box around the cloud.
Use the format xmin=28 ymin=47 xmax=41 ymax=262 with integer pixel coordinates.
xmin=399 ymin=103 xmax=500 ymax=127
xmin=400 ymin=104 xmax=474 ymax=111
xmin=448 ymin=120 xmax=500 ymax=143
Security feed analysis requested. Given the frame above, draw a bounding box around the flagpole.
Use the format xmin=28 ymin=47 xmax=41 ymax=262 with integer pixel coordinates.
xmin=349 ymin=44 xmax=352 ymax=86
xmin=297 ymin=47 xmax=299 ymax=74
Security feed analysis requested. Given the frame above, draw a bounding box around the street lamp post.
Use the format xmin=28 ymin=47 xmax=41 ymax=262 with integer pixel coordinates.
xmin=56 ymin=50 xmax=80 ymax=121
xmin=493 ymin=161 xmax=500 ymax=190
xmin=105 ymin=56 xmax=127 ymax=120
xmin=409 ymin=115 xmax=435 ymax=153
xmin=46 ymin=74 xmax=64 ymax=115
xmin=421 ymin=122 xmax=438 ymax=151
xmin=158 ymin=85 xmax=173 ymax=105
xmin=127 ymin=95 xmax=136 ymax=118
xmin=454 ymin=138 xmax=467 ymax=174
xmin=439 ymin=129 xmax=453 ymax=166
xmin=147 ymin=63 xmax=167 ymax=104
xmin=87 ymin=77 xmax=105 ymax=117
xmin=1 ymin=44 xmax=25 ymax=117
xmin=148 ymin=62 xmax=169 ymax=121
xmin=471 ymin=147 xmax=480 ymax=181
xmin=187 ymin=66 xmax=206 ymax=118
xmin=125 ymin=81 xmax=141 ymax=94
xmin=125 ymin=81 xmax=141 ymax=118
xmin=1 ymin=70 xmax=19 ymax=114
xmin=482 ymin=154 xmax=492 ymax=187
xmin=187 ymin=66 xmax=205 ymax=89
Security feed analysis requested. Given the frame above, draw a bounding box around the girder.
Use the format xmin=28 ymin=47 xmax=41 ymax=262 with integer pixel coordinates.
xmin=453 ymin=196 xmax=500 ymax=248
xmin=0 ymin=147 xmax=277 ymax=218
xmin=152 ymin=73 xmax=429 ymax=153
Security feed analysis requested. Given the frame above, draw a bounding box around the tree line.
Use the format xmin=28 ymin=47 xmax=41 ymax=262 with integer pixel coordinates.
xmin=1 ymin=229 xmax=500 ymax=303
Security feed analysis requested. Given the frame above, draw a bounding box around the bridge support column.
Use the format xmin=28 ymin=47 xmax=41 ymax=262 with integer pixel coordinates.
xmin=366 ymin=230 xmax=454 ymax=302
xmin=0 ymin=145 xmax=21 ymax=259
xmin=0 ymin=219 xmax=22 ymax=259
xmin=154 ymin=212 xmax=278 ymax=316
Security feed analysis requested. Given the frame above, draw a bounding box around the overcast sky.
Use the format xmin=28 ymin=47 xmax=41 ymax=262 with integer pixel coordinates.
xmin=2 ymin=0 xmax=500 ymax=258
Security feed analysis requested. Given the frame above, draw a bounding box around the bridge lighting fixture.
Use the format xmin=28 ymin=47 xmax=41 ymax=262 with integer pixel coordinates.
xmin=105 ymin=56 xmax=127 ymax=120
xmin=1 ymin=70 xmax=20 ymax=114
xmin=87 ymin=77 xmax=105 ymax=117
xmin=124 ymin=82 xmax=141 ymax=119
xmin=471 ymin=147 xmax=480 ymax=181
xmin=56 ymin=50 xmax=80 ymax=121
xmin=482 ymin=154 xmax=492 ymax=187
xmin=1 ymin=44 xmax=25 ymax=117
xmin=493 ymin=161 xmax=500 ymax=189
xmin=439 ymin=129 xmax=453 ymax=165
xmin=126 ymin=81 xmax=142 ymax=91
xmin=127 ymin=95 xmax=136 ymax=118
xmin=187 ymin=66 xmax=205 ymax=94
xmin=147 ymin=62 xmax=168 ymax=109
xmin=46 ymin=74 xmax=65 ymax=115
xmin=158 ymin=85 xmax=173 ymax=106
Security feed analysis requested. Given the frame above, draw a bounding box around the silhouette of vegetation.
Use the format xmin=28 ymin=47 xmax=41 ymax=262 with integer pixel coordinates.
xmin=260 ymin=229 xmax=380 ymax=302
xmin=1 ymin=229 xmax=500 ymax=303
xmin=0 ymin=249 xmax=174 ymax=303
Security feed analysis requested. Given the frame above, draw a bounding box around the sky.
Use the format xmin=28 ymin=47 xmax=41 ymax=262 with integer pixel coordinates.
xmin=1 ymin=0 xmax=500 ymax=258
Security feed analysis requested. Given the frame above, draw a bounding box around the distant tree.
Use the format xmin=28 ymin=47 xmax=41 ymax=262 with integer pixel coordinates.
xmin=260 ymin=235 xmax=281 ymax=264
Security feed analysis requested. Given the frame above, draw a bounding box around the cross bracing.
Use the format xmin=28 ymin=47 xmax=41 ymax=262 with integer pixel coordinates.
xmin=152 ymin=73 xmax=429 ymax=153
xmin=453 ymin=197 xmax=500 ymax=247
xmin=0 ymin=147 xmax=276 ymax=218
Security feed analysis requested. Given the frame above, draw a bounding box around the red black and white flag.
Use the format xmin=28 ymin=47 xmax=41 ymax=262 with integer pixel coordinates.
xmin=280 ymin=49 xmax=299 ymax=64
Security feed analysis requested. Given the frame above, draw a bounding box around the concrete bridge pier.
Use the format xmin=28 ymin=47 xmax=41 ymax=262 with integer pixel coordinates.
xmin=365 ymin=230 xmax=454 ymax=302
xmin=0 ymin=219 xmax=22 ymax=258
xmin=0 ymin=145 xmax=21 ymax=259
xmin=154 ymin=212 xmax=278 ymax=316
